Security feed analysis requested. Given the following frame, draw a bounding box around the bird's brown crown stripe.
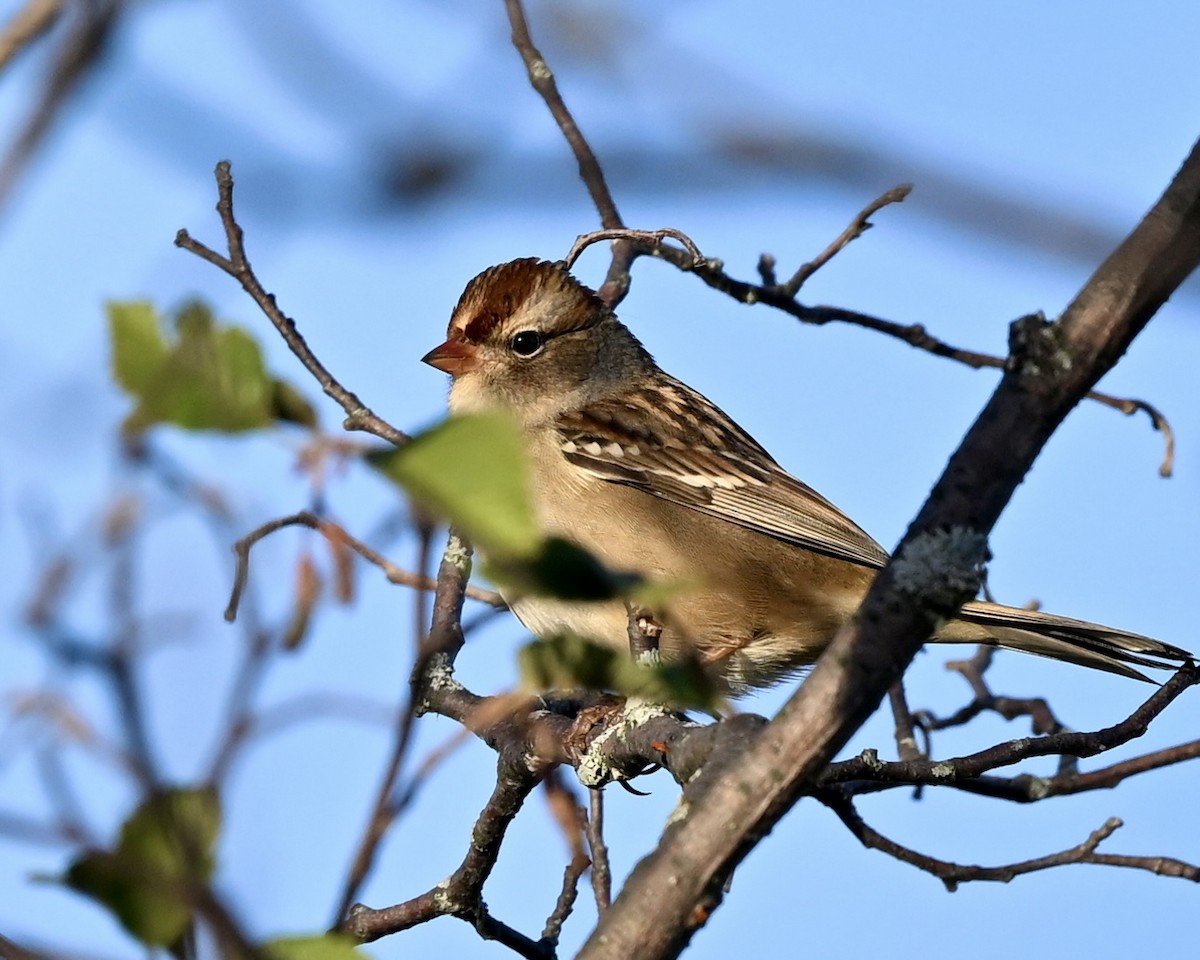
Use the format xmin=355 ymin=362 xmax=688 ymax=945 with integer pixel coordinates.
xmin=451 ymin=258 xmax=607 ymax=342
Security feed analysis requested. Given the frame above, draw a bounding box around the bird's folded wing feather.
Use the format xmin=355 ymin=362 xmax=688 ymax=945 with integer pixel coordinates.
xmin=554 ymin=378 xmax=890 ymax=570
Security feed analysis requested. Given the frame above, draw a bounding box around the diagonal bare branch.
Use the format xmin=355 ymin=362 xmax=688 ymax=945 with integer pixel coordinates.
xmin=176 ymin=162 xmax=410 ymax=448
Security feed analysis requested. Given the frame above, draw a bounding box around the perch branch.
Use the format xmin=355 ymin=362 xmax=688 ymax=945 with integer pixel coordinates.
xmin=578 ymin=135 xmax=1200 ymax=960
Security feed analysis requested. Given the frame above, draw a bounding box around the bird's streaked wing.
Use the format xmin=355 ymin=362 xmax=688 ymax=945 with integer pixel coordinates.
xmin=555 ymin=375 xmax=890 ymax=569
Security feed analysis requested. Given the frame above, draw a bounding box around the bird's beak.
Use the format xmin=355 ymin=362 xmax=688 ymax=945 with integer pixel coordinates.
xmin=422 ymin=338 xmax=479 ymax=377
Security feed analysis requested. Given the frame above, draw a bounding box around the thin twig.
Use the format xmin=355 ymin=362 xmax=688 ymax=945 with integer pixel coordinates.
xmin=1084 ymin=393 xmax=1176 ymax=476
xmin=820 ymin=793 xmax=1199 ymax=890
xmin=107 ymin=505 xmax=158 ymax=788
xmin=539 ymin=769 xmax=590 ymax=948
xmin=542 ymin=851 xmax=590 ymax=949
xmin=886 ymin=681 xmax=922 ymax=763
xmin=0 ymin=0 xmax=61 ymax=72
xmin=224 ymin=510 xmax=504 ymax=623
xmin=504 ymin=0 xmax=621 ymax=231
xmin=504 ymin=0 xmax=649 ymax=306
xmin=389 ymin=728 xmax=474 ymax=821
xmin=332 ymin=702 xmax=416 ymax=925
xmin=232 ymin=693 xmax=393 ymax=743
xmin=782 ymin=183 xmax=912 ymax=294
xmin=175 ymin=162 xmax=410 ymax=448
xmin=333 ymin=530 xmax=478 ymax=926
xmin=0 ymin=0 xmax=116 ymax=208
xmin=344 ymin=767 xmax=547 ymax=950
xmin=565 ymin=228 xmax=704 ymax=272
xmin=585 ymin=787 xmax=612 ymax=913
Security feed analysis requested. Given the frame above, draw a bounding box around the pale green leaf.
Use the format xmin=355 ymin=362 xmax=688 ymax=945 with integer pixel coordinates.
xmin=264 ymin=934 xmax=367 ymax=960
xmin=108 ymin=301 xmax=169 ymax=394
xmin=368 ymin=413 xmax=539 ymax=558
xmin=63 ymin=787 xmax=222 ymax=949
xmin=110 ymin=299 xmax=315 ymax=433
xmin=519 ymin=634 xmax=720 ymax=709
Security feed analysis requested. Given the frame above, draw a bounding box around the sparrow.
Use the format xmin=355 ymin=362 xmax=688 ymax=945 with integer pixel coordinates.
xmin=422 ymin=257 xmax=1191 ymax=693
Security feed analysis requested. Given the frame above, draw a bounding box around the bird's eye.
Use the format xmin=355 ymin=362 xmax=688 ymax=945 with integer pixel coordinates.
xmin=509 ymin=330 xmax=545 ymax=357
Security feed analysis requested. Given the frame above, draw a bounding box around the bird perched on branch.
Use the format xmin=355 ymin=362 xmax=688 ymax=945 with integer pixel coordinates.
xmin=423 ymin=257 xmax=1191 ymax=693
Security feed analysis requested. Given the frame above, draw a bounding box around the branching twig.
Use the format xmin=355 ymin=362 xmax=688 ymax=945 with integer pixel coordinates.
xmin=224 ymin=510 xmax=504 ymax=623
xmin=643 ymin=234 xmax=1175 ymax=474
xmin=823 ymin=663 xmax=1200 ymax=796
xmin=504 ymin=0 xmax=648 ymax=306
xmin=500 ymin=3 xmax=1175 ymax=473
xmin=916 ymin=646 xmax=1066 ymax=737
xmin=334 ymin=529 xmax=479 ymax=926
xmin=344 ymin=764 xmax=547 ymax=950
xmin=175 ymin=162 xmax=410 ymax=448
xmin=565 ymin=228 xmax=704 ymax=273
xmin=819 ymin=794 xmax=1199 ymax=890
xmin=781 ymin=183 xmax=912 ymax=294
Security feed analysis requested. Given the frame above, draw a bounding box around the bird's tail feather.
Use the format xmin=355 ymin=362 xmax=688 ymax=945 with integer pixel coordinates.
xmin=935 ymin=601 xmax=1192 ymax=681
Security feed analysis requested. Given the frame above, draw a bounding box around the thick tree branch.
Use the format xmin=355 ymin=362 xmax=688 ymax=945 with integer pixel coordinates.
xmin=577 ymin=137 xmax=1200 ymax=960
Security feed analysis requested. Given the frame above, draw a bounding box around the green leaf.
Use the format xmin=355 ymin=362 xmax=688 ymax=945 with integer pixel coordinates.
xmin=485 ymin=536 xmax=638 ymax=601
xmin=264 ymin=934 xmax=367 ymax=960
xmin=367 ymin=413 xmax=539 ymax=558
xmin=109 ymin=301 xmax=169 ymax=394
xmin=519 ymin=634 xmax=721 ymax=709
xmin=63 ymin=787 xmax=221 ymax=948
xmin=109 ymin=299 xmax=315 ymax=433
xmin=271 ymin=378 xmax=319 ymax=428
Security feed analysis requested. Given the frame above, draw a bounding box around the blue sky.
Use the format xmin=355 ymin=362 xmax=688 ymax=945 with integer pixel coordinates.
xmin=2 ymin=2 xmax=1199 ymax=957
